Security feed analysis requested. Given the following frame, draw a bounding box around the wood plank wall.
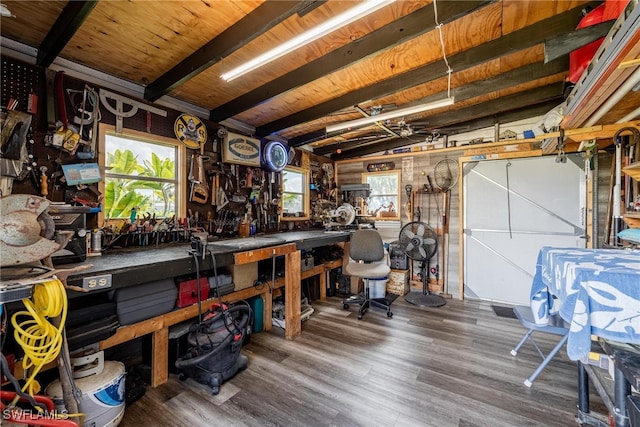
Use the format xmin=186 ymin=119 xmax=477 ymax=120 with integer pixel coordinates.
xmin=337 ymin=146 xmax=617 ymax=300
xmin=337 ymin=151 xmax=461 ymax=299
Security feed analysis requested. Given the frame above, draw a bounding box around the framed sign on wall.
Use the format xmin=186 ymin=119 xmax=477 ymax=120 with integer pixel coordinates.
xmin=222 ymin=132 xmax=261 ymax=166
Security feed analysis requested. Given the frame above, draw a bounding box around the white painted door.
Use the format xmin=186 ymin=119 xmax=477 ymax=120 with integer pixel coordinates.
xmin=463 ymin=153 xmax=586 ymax=305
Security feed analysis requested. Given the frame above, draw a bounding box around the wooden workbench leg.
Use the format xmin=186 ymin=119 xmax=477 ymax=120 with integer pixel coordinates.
xmin=262 ymin=292 xmax=272 ymax=331
xmin=285 ymin=250 xmax=301 ymax=339
xmin=151 ymin=327 xmax=169 ymax=387
xmin=320 ymin=268 xmax=327 ymax=300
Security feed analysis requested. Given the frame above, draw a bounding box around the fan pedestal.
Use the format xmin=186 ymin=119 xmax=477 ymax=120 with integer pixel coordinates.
xmin=405 ymin=291 xmax=446 ymax=307
xmin=397 ymin=221 xmax=447 ymax=308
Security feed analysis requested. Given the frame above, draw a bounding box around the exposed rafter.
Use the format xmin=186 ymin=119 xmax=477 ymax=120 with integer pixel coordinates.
xmin=255 ymin=2 xmax=594 ymax=137
xmin=144 ymin=1 xmax=309 ymax=102
xmin=330 ymin=84 xmax=564 ymax=159
xmin=209 ymin=0 xmax=491 ymax=122
xmin=544 ymin=20 xmax=615 ymax=63
xmin=36 ymin=1 xmax=96 ymax=67
xmin=291 ymin=54 xmax=569 ymax=149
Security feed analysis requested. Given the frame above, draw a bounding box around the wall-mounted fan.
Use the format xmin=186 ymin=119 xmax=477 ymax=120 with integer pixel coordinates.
xmin=398 ymin=221 xmax=446 ymax=307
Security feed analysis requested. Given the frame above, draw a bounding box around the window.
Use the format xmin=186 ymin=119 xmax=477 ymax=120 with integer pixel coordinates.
xmin=99 ymin=126 xmax=185 ymax=221
xmin=363 ymin=170 xmax=400 ymax=220
xmin=281 ymin=166 xmax=309 ymax=220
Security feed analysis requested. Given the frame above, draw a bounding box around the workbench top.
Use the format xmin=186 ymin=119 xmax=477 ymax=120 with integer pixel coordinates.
xmin=65 ymin=229 xmax=351 ymax=296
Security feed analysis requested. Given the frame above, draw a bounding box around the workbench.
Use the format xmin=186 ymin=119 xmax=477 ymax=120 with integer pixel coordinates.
xmin=578 ymin=339 xmax=640 ymax=427
xmin=63 ymin=230 xmax=351 ymax=387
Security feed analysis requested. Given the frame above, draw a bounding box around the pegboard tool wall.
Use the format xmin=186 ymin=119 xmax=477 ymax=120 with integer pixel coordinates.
xmin=0 ymin=55 xmax=220 ymax=209
xmin=1 ymin=57 xmax=44 ymax=131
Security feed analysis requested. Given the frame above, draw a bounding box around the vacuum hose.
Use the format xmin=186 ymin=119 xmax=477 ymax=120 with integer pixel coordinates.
xmin=174 ymin=304 xmax=251 ymax=369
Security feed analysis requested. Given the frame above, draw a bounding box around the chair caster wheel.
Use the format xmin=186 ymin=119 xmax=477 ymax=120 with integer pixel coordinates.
xmin=387 ymin=311 xmax=393 ymax=318
xmin=343 ymin=304 xmax=349 ymax=310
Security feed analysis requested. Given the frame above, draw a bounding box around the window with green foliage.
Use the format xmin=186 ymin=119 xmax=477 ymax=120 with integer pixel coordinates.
xmin=282 ymin=166 xmax=309 ymax=219
xmin=363 ymin=170 xmax=400 ymax=220
xmin=103 ymin=132 xmax=179 ymax=219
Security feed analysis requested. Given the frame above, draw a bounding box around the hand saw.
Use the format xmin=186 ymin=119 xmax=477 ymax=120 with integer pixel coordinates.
xmin=190 ymin=152 xmax=209 ymax=204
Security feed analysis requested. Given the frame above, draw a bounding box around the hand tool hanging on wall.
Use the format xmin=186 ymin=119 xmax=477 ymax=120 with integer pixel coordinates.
xmin=188 ymin=154 xmax=196 ymax=201
xmin=0 ymin=110 xmax=32 ymax=180
xmin=191 ymin=146 xmax=209 ymax=204
xmin=99 ymin=88 xmax=167 ymax=133
xmin=74 ymin=85 xmax=101 ymax=160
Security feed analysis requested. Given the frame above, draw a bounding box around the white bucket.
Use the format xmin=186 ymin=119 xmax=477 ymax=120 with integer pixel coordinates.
xmin=46 ymin=360 xmax=126 ymax=427
xmin=368 ymin=279 xmax=387 ymax=299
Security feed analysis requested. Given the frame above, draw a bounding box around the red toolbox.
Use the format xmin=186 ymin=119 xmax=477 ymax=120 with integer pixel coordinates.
xmin=177 ymin=277 xmax=210 ymax=308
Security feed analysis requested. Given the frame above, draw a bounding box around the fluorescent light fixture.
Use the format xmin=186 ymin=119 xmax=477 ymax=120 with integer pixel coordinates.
xmin=221 ymin=0 xmax=394 ymax=82
xmin=326 ymin=97 xmax=454 ymax=133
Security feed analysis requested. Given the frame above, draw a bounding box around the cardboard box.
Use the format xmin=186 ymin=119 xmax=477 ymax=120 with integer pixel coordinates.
xmin=228 ymin=262 xmax=258 ymax=291
xmin=386 ymin=269 xmax=410 ymax=296
xmin=301 ymin=256 xmax=315 ymax=272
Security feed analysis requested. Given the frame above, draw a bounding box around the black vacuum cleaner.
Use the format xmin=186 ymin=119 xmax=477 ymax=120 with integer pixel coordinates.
xmin=175 ymin=302 xmax=250 ymax=395
xmin=175 ymin=237 xmax=251 ymax=395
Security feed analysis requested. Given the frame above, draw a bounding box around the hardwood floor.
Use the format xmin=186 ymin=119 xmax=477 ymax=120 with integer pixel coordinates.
xmin=120 ymin=296 xmax=605 ymax=427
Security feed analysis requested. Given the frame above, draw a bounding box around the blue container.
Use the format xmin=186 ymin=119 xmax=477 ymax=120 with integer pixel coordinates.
xmin=250 ymin=297 xmax=263 ymax=333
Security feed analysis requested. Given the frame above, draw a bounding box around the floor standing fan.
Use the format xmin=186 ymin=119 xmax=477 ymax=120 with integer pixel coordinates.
xmin=398 ymin=221 xmax=447 ymax=307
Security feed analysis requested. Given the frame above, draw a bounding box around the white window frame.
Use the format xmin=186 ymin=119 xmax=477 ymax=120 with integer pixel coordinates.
xmin=281 ymin=165 xmax=310 ymax=221
xmin=362 ymin=170 xmax=401 ymax=220
xmin=98 ymin=124 xmax=186 ymax=224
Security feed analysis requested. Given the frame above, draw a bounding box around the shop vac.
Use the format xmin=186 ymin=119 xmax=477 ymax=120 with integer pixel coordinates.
xmin=175 ymin=237 xmax=251 ymax=395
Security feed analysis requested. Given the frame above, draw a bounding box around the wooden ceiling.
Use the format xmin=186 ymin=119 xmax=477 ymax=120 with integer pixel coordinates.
xmin=1 ymin=0 xmax=639 ymax=160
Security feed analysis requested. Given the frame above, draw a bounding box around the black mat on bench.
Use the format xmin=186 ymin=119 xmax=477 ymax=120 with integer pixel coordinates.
xmin=491 ymin=305 xmax=517 ymax=319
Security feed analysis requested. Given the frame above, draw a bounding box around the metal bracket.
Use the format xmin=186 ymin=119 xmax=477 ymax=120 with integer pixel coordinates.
xmin=99 ymin=88 xmax=167 ymax=133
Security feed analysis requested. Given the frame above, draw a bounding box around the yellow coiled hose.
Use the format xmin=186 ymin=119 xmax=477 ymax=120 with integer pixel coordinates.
xmin=11 ymin=278 xmax=67 ymax=397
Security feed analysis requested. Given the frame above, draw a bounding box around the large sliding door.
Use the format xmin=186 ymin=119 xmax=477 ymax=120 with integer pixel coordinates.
xmin=463 ymin=154 xmax=586 ymax=304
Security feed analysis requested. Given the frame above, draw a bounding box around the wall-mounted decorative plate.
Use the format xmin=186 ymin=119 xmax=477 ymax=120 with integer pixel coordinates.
xmin=174 ymin=114 xmax=207 ymax=149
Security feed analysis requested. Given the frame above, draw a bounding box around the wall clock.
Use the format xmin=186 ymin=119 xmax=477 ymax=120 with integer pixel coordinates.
xmin=261 ymin=140 xmax=290 ymax=172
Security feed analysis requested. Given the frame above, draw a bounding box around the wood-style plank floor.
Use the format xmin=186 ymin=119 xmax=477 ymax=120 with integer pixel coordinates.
xmin=120 ymin=296 xmax=605 ymax=426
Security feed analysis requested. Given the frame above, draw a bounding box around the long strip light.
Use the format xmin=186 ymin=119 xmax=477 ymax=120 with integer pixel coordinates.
xmin=326 ymin=97 xmax=454 ymax=133
xmin=221 ymin=0 xmax=394 ymax=82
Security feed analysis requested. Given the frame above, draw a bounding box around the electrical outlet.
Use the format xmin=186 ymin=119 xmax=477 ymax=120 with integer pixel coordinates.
xmin=82 ymin=274 xmax=112 ymax=290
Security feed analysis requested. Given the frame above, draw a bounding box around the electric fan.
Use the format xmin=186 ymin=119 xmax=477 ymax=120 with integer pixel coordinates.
xmin=398 ymin=221 xmax=446 ymax=307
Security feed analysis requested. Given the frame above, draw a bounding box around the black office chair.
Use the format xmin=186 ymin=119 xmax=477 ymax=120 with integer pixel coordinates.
xmin=342 ymin=229 xmax=394 ymax=319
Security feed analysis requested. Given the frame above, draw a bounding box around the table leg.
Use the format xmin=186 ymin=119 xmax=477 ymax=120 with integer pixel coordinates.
xmin=319 ymin=269 xmax=327 ymax=300
xmin=613 ymin=366 xmax=631 ymax=427
xmin=152 ymin=327 xmax=169 ymax=387
xmin=284 ymin=250 xmax=301 ymax=339
xmin=578 ymin=361 xmax=590 ymax=414
xmin=262 ymin=292 xmax=272 ymax=331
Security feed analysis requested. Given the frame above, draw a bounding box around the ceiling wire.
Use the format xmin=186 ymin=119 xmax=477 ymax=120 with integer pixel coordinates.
xmin=432 ymin=0 xmax=453 ymax=99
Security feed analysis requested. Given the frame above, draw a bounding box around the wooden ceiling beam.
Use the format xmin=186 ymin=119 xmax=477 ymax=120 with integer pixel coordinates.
xmin=144 ymin=1 xmax=308 ymax=102
xmin=255 ymin=2 xmax=596 ymax=137
xmin=431 ymin=100 xmax=561 ymax=136
xmin=544 ymin=20 xmax=614 ymax=63
xmin=36 ymin=1 xmax=97 ymax=67
xmin=209 ymin=0 xmax=491 ymax=122
xmin=330 ymin=83 xmax=564 ymax=159
xmin=311 ymin=57 xmax=568 ymax=154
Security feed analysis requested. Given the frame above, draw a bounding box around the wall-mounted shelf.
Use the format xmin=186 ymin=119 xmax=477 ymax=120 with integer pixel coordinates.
xmin=623 ymin=161 xmax=640 ymax=181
